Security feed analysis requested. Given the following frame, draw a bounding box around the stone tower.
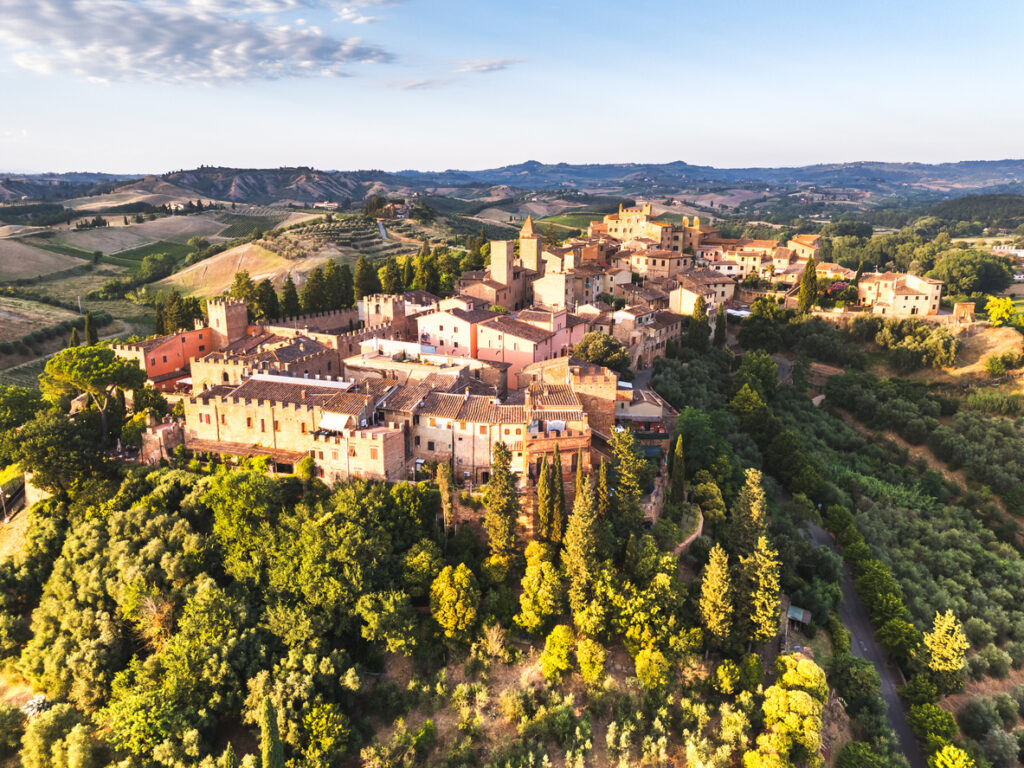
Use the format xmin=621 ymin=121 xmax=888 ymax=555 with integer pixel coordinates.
xmin=491 ymin=240 xmax=514 ymax=286
xmin=519 ymin=216 xmax=542 ymax=273
xmin=206 ymin=298 xmax=248 ymax=350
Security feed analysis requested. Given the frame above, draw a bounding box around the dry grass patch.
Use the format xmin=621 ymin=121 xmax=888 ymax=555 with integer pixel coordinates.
xmin=0 ymin=297 xmax=79 ymax=342
xmin=0 ymin=239 xmax=81 ymax=280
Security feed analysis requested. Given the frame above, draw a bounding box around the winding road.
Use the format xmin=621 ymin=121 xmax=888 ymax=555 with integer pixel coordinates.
xmin=807 ymin=523 xmax=927 ymax=768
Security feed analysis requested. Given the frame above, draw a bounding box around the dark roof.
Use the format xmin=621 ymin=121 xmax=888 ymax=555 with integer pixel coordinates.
xmin=220 ymin=377 xmax=345 ymax=406
xmin=402 ymin=290 xmax=441 ymax=305
xmin=479 ymin=316 xmax=554 ymax=343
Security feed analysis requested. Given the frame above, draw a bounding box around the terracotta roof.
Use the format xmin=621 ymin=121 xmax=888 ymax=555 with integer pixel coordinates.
xmin=651 ymin=311 xmax=683 ymax=330
xmin=677 ymin=268 xmax=736 ymax=288
xmin=529 ymin=383 xmax=580 ymax=409
xmin=401 ymin=290 xmax=441 ymax=305
xmin=324 ymin=392 xmax=375 ymax=415
xmin=479 ymin=316 xmax=554 ymax=343
xmin=380 ymin=384 xmax=432 ymax=412
xmin=532 ymin=410 xmax=586 ymax=423
xmin=418 ymin=392 xmax=464 ymax=419
xmin=225 ymin=378 xmax=345 ymax=406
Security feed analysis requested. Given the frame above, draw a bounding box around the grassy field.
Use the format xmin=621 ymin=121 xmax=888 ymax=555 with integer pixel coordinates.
xmin=159 ymin=242 xmax=333 ymax=297
xmin=108 ymin=240 xmax=192 ymax=263
xmin=0 ymin=296 xmax=80 ymax=342
xmin=217 ymin=213 xmax=287 ymax=239
xmin=536 ymin=212 xmax=600 ymax=230
xmin=0 ymin=358 xmax=46 ymax=387
xmin=0 ymin=238 xmax=86 ymax=280
xmin=33 ymin=268 xmax=156 ymax=337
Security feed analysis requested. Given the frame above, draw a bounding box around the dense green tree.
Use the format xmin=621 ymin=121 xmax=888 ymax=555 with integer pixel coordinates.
xmin=669 ymin=435 xmax=686 ymax=504
xmin=483 ymin=442 xmax=519 ymax=559
xmin=83 ymin=311 xmax=98 ymax=346
xmin=322 ymin=260 xmax=344 ymax=310
xmin=550 ymin=445 xmax=566 ymax=545
xmin=354 ymin=254 xmax=381 ymax=300
xmin=927 ymin=249 xmax=1012 ymax=296
xmin=380 ymin=258 xmax=403 ymax=294
xmin=563 ymin=475 xmax=597 ymax=618
xmin=401 ymin=257 xmax=415 ymax=293
xmin=2 ymin=410 xmax=102 ymax=493
xmin=41 ymin=345 xmax=145 ymax=440
xmin=355 ymin=590 xmax=417 ymax=655
xmin=688 ymin=295 xmax=710 ymax=352
xmin=924 ymin=610 xmax=969 ymax=692
xmin=540 ymin=624 xmax=574 ymax=681
xmin=576 ymin=636 xmax=606 ymax=685
xmin=430 ymin=564 xmax=480 ymax=645
xmin=412 ymin=252 xmax=441 ymax=296
xmin=737 ymin=536 xmax=781 ymax=646
xmin=798 ymin=257 xmax=818 ymax=314
xmin=515 ymin=544 xmax=564 ymax=635
xmin=229 ymin=269 xmax=258 ymax=309
xmin=260 ymin=696 xmax=286 ymax=768
xmin=280 ymin=274 xmax=300 ymax=317
xmin=301 ymin=266 xmax=329 ymax=314
xmin=337 ymin=263 xmax=355 ymax=308
xmin=714 ymin=303 xmax=727 ymax=347
xmin=699 ymin=543 xmax=734 ymax=647
xmin=0 ymin=384 xmax=45 ymax=433
xmin=611 ymin=427 xmax=647 ymax=536
xmin=402 ymin=539 xmax=443 ymax=599
xmin=253 ymin=278 xmax=279 ymax=321
xmin=731 ymin=468 xmax=767 ymax=554
xmin=219 ymin=743 xmax=239 ymax=768
xmin=571 ymin=331 xmax=631 ymax=377
xmin=927 ymin=745 xmax=976 ymax=768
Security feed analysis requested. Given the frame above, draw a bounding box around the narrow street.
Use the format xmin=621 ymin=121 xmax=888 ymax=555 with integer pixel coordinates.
xmin=807 ymin=523 xmax=927 ymax=768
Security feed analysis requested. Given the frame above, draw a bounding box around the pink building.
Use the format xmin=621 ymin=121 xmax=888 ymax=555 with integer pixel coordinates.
xmin=476 ymin=309 xmax=588 ymax=379
xmin=415 ymin=306 xmax=498 ymax=357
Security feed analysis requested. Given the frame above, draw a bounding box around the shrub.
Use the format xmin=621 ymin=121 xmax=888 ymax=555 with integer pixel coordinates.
xmin=908 ymin=702 xmax=957 ymax=753
xmin=982 ymin=727 xmax=1019 ymax=768
xmin=901 ymin=674 xmax=939 ymax=706
xmin=835 ymin=741 xmax=888 ymax=768
xmin=540 ymin=625 xmax=574 ymax=681
xmin=994 ymin=693 xmax=1019 ymax=729
xmin=1011 ymin=685 xmax=1024 ymax=716
xmin=959 ymin=696 xmax=1002 ymax=740
xmin=967 ymin=654 xmax=990 ymax=680
xmin=828 ymin=614 xmax=851 ymax=656
xmin=0 ymin=703 xmax=24 ymax=758
xmin=981 ymin=644 xmax=1013 ymax=679
xmin=576 ymin=638 xmax=605 ymax=687
xmin=965 ymin=617 xmax=996 ymax=647
xmin=740 ymin=653 xmax=764 ymax=690
xmin=1005 ymin=640 xmax=1024 ymax=669
xmin=714 ymin=659 xmax=741 ymax=694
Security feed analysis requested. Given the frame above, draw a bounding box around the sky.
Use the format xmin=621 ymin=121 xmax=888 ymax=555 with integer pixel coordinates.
xmin=0 ymin=0 xmax=1022 ymax=174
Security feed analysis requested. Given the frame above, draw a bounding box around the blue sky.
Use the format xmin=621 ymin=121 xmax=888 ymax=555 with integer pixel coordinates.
xmin=0 ymin=0 xmax=1021 ymax=173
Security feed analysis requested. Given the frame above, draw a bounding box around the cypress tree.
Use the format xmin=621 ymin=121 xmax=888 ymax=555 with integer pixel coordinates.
xmin=323 ymin=259 xmax=343 ymax=309
xmin=535 ymin=456 xmax=553 ymax=542
xmin=563 ymin=474 xmax=597 ymax=616
xmin=699 ymin=543 xmax=734 ymax=646
xmin=483 ymin=442 xmax=519 ymax=559
xmin=381 ymin=258 xmax=403 ymax=294
xmin=219 ymin=744 xmax=239 ymax=768
xmin=83 ymin=311 xmax=97 ymax=346
xmin=437 ymin=461 xmax=454 ymax=551
xmin=254 ymin=278 xmax=279 ymax=320
xmin=338 ymin=263 xmax=355 ymax=308
xmin=401 ymin=256 xmax=415 ymax=292
xmin=731 ymin=468 xmax=767 ymax=555
xmin=68 ymin=326 xmax=80 ymax=348
xmin=713 ymin=303 xmax=726 ymax=347
xmin=687 ymin=295 xmax=709 ymax=352
xmin=354 ymin=254 xmax=381 ymax=300
xmin=669 ymin=435 xmax=686 ymax=504
xmin=854 ymin=260 xmax=865 ymax=283
xmin=611 ymin=427 xmax=646 ymax=535
xmin=736 ymin=535 xmax=781 ymax=646
xmin=798 ymin=257 xmax=818 ymax=314
xmin=301 ymin=266 xmax=328 ymax=314
xmin=259 ymin=696 xmax=285 ymax=768
xmin=550 ymin=444 xmax=566 ymax=545
xmin=280 ymin=274 xmax=300 ymax=317
xmin=595 ymin=457 xmax=615 ymax=557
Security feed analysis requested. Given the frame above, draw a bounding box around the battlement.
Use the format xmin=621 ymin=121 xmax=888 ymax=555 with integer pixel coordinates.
xmin=267 ymin=307 xmax=360 ymax=329
xmin=207 ymin=297 xmax=246 ymax=307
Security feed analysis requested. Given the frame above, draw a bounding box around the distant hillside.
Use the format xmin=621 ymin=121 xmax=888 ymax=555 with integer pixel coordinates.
xmin=927 ymin=193 xmax=1024 ymax=225
xmin=0 ymin=172 xmax=138 ymax=202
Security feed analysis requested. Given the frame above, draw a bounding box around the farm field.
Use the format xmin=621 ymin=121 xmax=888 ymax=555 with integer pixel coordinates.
xmin=536 ymin=211 xmax=602 ymax=229
xmin=215 ymin=212 xmax=288 ymax=239
xmin=0 ymin=296 xmax=80 ymax=342
xmin=34 ymin=267 xmax=156 ymax=336
xmin=0 ymin=238 xmax=83 ymax=280
xmin=158 ymin=242 xmax=336 ymax=297
xmin=101 ymin=240 xmax=192 ymax=268
xmin=47 ymin=214 xmax=229 ymax=254
xmin=62 ymin=179 xmax=209 ymax=210
xmin=0 ymin=358 xmax=46 ymax=387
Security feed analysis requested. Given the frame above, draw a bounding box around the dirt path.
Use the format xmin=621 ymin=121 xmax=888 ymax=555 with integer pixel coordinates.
xmin=808 ymin=523 xmax=928 ymax=768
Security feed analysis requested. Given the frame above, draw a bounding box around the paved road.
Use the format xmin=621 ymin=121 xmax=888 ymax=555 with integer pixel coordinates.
xmin=807 ymin=523 xmax=927 ymax=768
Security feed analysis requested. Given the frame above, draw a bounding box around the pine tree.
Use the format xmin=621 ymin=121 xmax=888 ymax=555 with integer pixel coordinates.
xmin=611 ymin=427 xmax=646 ymax=535
xmin=550 ymin=444 xmax=566 ymax=545
xmin=687 ymin=295 xmax=709 ymax=352
xmin=280 ymin=274 xmax=300 ymax=317
xmin=354 ymin=254 xmax=381 ymax=300
xmin=338 ymin=263 xmax=355 ymax=308
xmin=699 ymin=543 xmax=734 ymax=646
xmin=798 ymin=257 xmax=818 ymax=314
xmin=259 ymin=696 xmax=285 ymax=768
xmin=563 ymin=474 xmax=597 ymax=617
xmin=669 ymin=434 xmax=686 ymax=504
xmin=381 ymin=258 xmax=403 ymax=294
xmin=924 ymin=610 xmax=969 ymax=691
xmin=483 ymin=442 xmax=519 ymax=559
xmin=731 ymin=468 xmax=767 ymax=554
xmin=713 ymin=303 xmax=727 ymax=347
xmin=68 ymin=326 xmax=80 ymax=348
xmin=83 ymin=311 xmax=98 ymax=346
xmin=736 ymin=535 xmax=781 ymax=646
xmin=535 ymin=456 xmax=553 ymax=542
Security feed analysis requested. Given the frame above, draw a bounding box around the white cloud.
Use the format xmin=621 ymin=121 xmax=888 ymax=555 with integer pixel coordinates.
xmin=337 ymin=7 xmax=379 ymax=24
xmin=387 ymin=77 xmax=452 ymax=90
xmin=454 ymin=58 xmax=521 ymax=74
xmin=0 ymin=0 xmax=395 ymax=84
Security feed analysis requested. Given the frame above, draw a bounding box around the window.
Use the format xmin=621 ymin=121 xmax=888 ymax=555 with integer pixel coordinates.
xmin=479 ymin=425 xmax=487 ymax=435
xmin=332 ymin=450 xmax=338 ymax=460
xmin=220 ymin=414 xmax=225 ymax=425
xmin=204 ymin=414 xmax=210 ymax=424
xmin=460 ymin=422 xmax=466 ymax=430
xmin=427 ymin=440 xmax=435 ymax=451
xmin=301 ymin=423 xmax=306 ymax=433
xmin=453 ymin=341 xmax=459 ymax=349
xmin=260 ymin=419 xmax=266 ymax=432
xmin=199 ymin=345 xmax=205 ymax=352
xmin=414 ymin=436 xmax=421 ymax=446
xmin=349 ymin=446 xmax=356 ymax=457
xmin=199 ymin=333 xmax=203 ymax=339
xmin=151 ymin=358 xmax=156 ymax=365
xmin=246 ymin=417 xmax=252 ymax=428
xmin=413 ymin=415 xmax=420 ymax=425
xmin=181 ymin=337 xmax=186 ymax=344
xmin=430 ymin=418 xmax=437 ymax=427
xmin=162 ymin=355 xmax=167 ymax=363
xmin=223 ymin=372 xmax=230 ymax=383
xmin=274 ymin=421 xmax=279 ymax=432
xmin=370 ymin=447 xmax=378 ymax=460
